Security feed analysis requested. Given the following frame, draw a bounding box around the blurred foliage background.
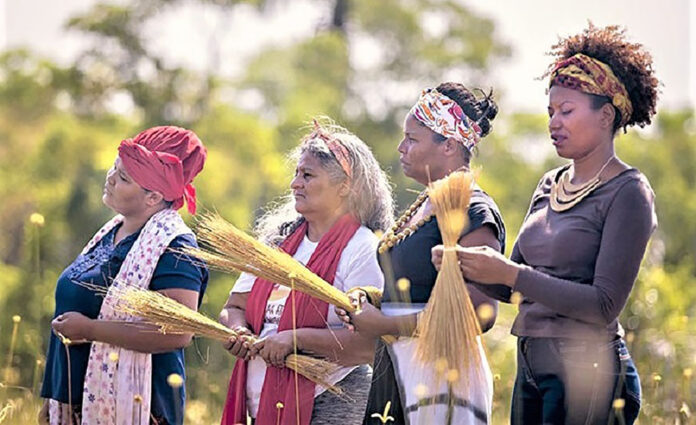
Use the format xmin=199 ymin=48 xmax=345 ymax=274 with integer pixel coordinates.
xmin=0 ymin=1 xmax=694 ymax=423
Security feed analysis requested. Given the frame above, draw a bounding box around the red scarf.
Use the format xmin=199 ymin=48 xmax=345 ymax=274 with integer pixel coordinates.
xmin=221 ymin=215 xmax=360 ymax=425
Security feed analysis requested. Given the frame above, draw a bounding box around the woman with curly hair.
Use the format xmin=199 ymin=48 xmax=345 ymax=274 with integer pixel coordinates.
xmin=432 ymin=24 xmax=659 ymax=424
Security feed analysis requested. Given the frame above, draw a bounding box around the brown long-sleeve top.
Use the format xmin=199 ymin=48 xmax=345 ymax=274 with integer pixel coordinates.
xmin=479 ymin=166 xmax=657 ymax=341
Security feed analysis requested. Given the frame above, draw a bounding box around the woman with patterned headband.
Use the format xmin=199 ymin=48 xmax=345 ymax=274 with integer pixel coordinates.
xmin=40 ymin=126 xmax=209 ymax=425
xmin=218 ymin=119 xmax=394 ymax=425
xmin=433 ymin=24 xmax=659 ymax=424
xmin=336 ymin=82 xmax=506 ymax=424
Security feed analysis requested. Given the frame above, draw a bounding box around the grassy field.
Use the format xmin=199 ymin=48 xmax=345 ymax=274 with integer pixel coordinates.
xmin=1 ymin=300 xmax=694 ymax=424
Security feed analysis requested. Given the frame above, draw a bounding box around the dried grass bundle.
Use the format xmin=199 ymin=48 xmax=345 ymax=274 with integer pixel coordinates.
xmin=109 ymin=285 xmax=343 ymax=393
xmin=183 ymin=212 xmax=356 ymax=313
xmin=415 ymin=171 xmax=485 ymax=389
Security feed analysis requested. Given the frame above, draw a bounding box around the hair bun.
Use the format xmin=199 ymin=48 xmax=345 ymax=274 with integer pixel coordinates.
xmin=473 ymin=90 xmax=498 ymax=137
xmin=476 ymin=94 xmax=499 ymax=122
xmin=434 ymin=82 xmax=499 ymax=138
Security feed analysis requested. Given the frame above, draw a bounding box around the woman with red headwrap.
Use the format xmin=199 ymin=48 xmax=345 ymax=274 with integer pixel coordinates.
xmin=432 ymin=24 xmax=659 ymax=424
xmin=39 ymin=126 xmax=209 ymax=425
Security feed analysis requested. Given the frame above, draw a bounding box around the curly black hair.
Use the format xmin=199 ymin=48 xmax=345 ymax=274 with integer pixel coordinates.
xmin=546 ymin=23 xmax=659 ymax=131
xmin=436 ymin=82 xmax=499 ymax=138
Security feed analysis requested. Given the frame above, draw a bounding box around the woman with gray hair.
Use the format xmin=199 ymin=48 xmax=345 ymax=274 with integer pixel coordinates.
xmin=219 ymin=119 xmax=394 ymax=425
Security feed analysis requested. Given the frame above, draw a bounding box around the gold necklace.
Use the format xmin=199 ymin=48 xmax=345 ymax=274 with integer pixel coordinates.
xmin=550 ymin=157 xmax=614 ymax=212
xmin=378 ymin=191 xmax=434 ymax=254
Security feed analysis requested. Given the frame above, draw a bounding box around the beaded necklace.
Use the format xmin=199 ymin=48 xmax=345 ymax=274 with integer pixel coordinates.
xmin=378 ymin=191 xmax=434 ymax=254
xmin=550 ymin=156 xmax=614 ymax=212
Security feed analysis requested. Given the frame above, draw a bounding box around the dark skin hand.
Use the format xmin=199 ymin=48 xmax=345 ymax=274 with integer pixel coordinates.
xmin=336 ymin=291 xmax=406 ymax=338
xmin=247 ymin=325 xmax=377 ymax=368
xmin=51 ymin=288 xmax=198 ymax=353
xmin=223 ymin=327 xmax=255 ymax=360
xmin=219 ymin=292 xmax=292 ymax=367
xmin=219 ymin=292 xmax=256 ymax=360
xmin=251 ymin=330 xmax=295 ymax=368
xmin=336 ymin=225 xmax=501 ymax=336
xmin=51 ymin=311 xmax=95 ymax=344
xmin=220 ymin=291 xmax=375 ymax=367
xmin=431 ymin=244 xmax=520 ymax=287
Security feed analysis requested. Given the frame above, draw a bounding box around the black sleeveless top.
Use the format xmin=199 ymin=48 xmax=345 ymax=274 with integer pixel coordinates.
xmin=380 ymin=189 xmax=506 ymax=304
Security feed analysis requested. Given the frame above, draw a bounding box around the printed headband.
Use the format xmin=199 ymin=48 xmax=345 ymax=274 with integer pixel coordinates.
xmin=550 ymin=53 xmax=633 ymax=127
xmin=307 ymin=120 xmax=353 ymax=179
xmin=409 ymin=88 xmax=482 ymax=151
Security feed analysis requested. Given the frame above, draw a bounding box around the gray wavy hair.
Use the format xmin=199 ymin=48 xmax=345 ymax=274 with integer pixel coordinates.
xmin=255 ymin=119 xmax=394 ymax=245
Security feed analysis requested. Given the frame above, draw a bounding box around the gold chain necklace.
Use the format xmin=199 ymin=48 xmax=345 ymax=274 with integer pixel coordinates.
xmin=550 ymin=157 xmax=614 ymax=212
xmin=378 ymin=191 xmax=434 ymax=254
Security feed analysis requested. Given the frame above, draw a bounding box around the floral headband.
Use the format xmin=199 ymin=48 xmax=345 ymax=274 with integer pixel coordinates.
xmin=409 ymin=88 xmax=482 ymax=151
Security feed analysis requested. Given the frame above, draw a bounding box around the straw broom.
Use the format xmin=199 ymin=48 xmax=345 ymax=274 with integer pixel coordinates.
xmin=182 ymin=212 xmax=358 ymax=313
xmin=104 ymin=284 xmax=343 ymax=394
xmin=414 ymin=170 xmax=485 ymax=389
xmin=183 ymin=214 xmax=395 ymax=351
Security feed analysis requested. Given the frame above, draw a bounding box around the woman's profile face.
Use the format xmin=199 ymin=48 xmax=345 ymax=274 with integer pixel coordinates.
xmin=397 ymin=114 xmax=445 ymax=185
xmin=102 ymin=157 xmax=149 ymax=216
xmin=290 ymin=152 xmax=347 ymax=221
xmin=548 ymin=85 xmax=608 ymax=160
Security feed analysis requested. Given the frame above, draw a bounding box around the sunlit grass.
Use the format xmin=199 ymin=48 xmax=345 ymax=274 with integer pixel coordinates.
xmin=2 ymin=303 xmax=693 ymax=424
xmin=1 ymin=216 xmax=694 ymax=424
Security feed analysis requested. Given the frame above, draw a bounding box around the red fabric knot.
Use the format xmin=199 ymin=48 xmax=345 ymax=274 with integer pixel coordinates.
xmin=118 ymin=126 xmax=207 ymax=214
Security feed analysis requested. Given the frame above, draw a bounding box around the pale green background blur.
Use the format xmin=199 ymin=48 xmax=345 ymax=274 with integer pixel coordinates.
xmin=0 ymin=1 xmax=694 ymax=423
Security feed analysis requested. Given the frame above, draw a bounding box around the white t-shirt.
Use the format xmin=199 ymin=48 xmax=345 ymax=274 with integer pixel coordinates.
xmin=230 ymin=225 xmax=384 ymax=417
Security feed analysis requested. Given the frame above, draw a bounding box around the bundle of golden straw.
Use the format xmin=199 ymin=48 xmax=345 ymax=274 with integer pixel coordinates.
xmin=415 ymin=170 xmax=485 ymax=389
xmin=109 ymin=285 xmax=343 ymax=393
xmin=183 ymin=212 xmax=356 ymax=313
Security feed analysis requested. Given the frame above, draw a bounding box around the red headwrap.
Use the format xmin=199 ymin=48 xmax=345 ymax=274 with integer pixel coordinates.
xmin=118 ymin=126 xmax=207 ymax=215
